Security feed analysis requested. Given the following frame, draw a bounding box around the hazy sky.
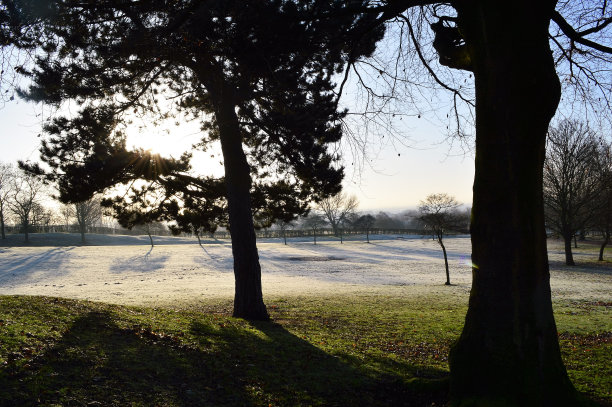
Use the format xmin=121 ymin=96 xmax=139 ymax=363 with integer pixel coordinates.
xmin=0 ymin=94 xmax=475 ymax=212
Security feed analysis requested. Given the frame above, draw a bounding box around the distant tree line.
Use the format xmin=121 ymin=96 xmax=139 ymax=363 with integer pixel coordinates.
xmin=0 ymin=161 xmax=156 ymax=242
xmin=0 ymin=166 xmax=472 ymax=245
xmin=543 ymin=119 xmax=612 ymax=264
xmin=262 ymin=192 xmax=470 ymax=245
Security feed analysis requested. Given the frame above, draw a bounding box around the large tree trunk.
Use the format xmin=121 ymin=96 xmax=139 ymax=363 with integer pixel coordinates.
xmin=449 ymin=2 xmax=579 ymax=405
xmin=216 ymin=88 xmax=269 ymax=321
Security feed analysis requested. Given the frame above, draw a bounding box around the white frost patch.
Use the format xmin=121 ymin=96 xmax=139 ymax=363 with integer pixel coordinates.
xmin=0 ymin=236 xmax=609 ymax=306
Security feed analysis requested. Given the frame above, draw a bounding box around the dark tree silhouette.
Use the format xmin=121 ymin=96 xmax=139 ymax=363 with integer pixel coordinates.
xmin=418 ymin=193 xmax=461 ymax=285
xmin=544 ymin=120 xmax=601 ymax=266
xmin=102 ymin=185 xmax=168 ymax=248
xmin=353 ymin=214 xmax=376 ymax=243
xmin=338 ymin=1 xmax=612 ymax=405
xmin=167 ymin=190 xmax=225 ymax=246
xmin=593 ymin=140 xmax=612 ymax=261
xmin=4 ymin=0 xmax=383 ymax=320
xmin=276 ymin=219 xmax=295 ymax=246
xmin=302 ymin=213 xmax=327 ymax=245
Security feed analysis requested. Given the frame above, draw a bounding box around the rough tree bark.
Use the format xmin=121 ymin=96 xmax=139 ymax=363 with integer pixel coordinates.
xmin=448 ymin=1 xmax=579 ymax=405
xmin=215 ymin=83 xmax=269 ymax=321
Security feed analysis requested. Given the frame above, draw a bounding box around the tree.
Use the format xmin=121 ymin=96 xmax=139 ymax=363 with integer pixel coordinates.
xmin=317 ymin=193 xmax=359 ymax=237
xmin=418 ymin=193 xmax=461 ymax=285
xmin=373 ymin=211 xmax=404 ymax=230
xmin=277 ymin=219 xmax=295 ymax=246
xmin=102 ymin=186 xmax=166 ymax=248
xmin=0 ymin=162 xmax=15 ymax=239
xmin=544 ymin=120 xmax=601 ymax=266
xmin=75 ymin=197 xmax=102 ymax=244
xmin=30 ymin=201 xmax=56 ymax=233
xmin=59 ymin=204 xmax=74 ymax=232
xmin=353 ymin=213 xmax=376 ymax=243
xmin=8 ymin=169 xmax=45 ymax=242
xmin=593 ymin=141 xmax=612 ymax=261
xmin=6 ymin=0 xmax=383 ymax=320
xmin=301 ymin=213 xmax=327 ymax=245
xmin=168 ymin=190 xmax=225 ymax=245
xmin=340 ymin=1 xmax=612 ymax=404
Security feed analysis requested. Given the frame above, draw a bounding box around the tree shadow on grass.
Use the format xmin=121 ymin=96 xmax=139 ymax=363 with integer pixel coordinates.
xmin=0 ymin=311 xmax=448 ymax=406
xmin=109 ymin=248 xmax=170 ymax=274
xmin=0 ymin=247 xmax=75 ymax=285
xmin=240 ymin=321 xmax=449 ymax=406
xmin=549 ymin=259 xmax=612 ymax=276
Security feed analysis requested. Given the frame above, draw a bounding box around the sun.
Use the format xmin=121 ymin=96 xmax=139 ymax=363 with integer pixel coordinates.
xmin=124 ymin=119 xmax=201 ymax=157
xmin=124 ymin=122 xmax=226 ymax=178
xmin=126 ymin=131 xmax=177 ymax=155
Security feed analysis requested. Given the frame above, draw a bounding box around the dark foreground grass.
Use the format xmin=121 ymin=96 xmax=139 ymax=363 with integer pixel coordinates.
xmin=0 ymin=294 xmax=609 ymax=406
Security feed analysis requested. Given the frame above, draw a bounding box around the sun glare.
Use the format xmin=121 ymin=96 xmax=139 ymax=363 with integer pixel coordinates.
xmin=124 ymin=116 xmax=202 ymax=156
xmin=126 ymin=132 xmax=179 ymax=155
xmin=124 ymin=122 xmax=226 ymax=178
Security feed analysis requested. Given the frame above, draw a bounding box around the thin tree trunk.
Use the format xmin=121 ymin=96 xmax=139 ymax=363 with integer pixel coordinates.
xmin=573 ymin=233 xmax=578 ymax=249
xmin=80 ymin=223 xmax=86 ymax=244
xmin=196 ymin=232 xmax=202 ymax=246
xmin=599 ymin=231 xmax=609 ymax=261
xmin=216 ymin=89 xmax=268 ymax=321
xmin=147 ymin=231 xmax=154 ymax=247
xmin=449 ymin=2 xmax=578 ymax=405
xmin=564 ymin=232 xmax=575 ymax=266
xmin=366 ymin=229 xmax=370 ymax=243
xmin=1 ymin=211 xmax=5 ymax=239
xmin=438 ymin=236 xmax=451 ymax=285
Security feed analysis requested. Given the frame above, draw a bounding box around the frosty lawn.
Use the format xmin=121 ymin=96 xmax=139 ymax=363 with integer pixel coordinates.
xmin=1 ymin=235 xmax=609 ymax=307
xmin=0 ymin=235 xmax=610 ymax=405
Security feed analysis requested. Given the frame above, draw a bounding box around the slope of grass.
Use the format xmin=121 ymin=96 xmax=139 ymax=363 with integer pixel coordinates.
xmin=0 ymin=294 xmax=609 ymax=406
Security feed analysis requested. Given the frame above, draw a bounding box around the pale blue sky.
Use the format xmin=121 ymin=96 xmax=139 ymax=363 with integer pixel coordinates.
xmin=0 ymin=95 xmax=475 ymax=212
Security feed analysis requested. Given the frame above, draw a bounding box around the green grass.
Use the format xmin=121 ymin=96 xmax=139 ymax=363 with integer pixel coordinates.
xmin=0 ymin=294 xmax=609 ymax=406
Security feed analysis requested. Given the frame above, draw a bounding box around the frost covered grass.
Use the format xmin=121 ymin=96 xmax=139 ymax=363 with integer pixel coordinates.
xmin=0 ymin=234 xmax=610 ymax=405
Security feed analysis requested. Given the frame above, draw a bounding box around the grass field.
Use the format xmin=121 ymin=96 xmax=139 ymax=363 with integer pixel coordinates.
xmin=0 ymin=293 xmax=609 ymax=406
xmin=0 ymin=235 xmax=610 ymax=406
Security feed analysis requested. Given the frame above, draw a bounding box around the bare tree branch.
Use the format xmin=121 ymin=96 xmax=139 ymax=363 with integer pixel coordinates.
xmin=552 ymin=10 xmax=612 ymax=54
